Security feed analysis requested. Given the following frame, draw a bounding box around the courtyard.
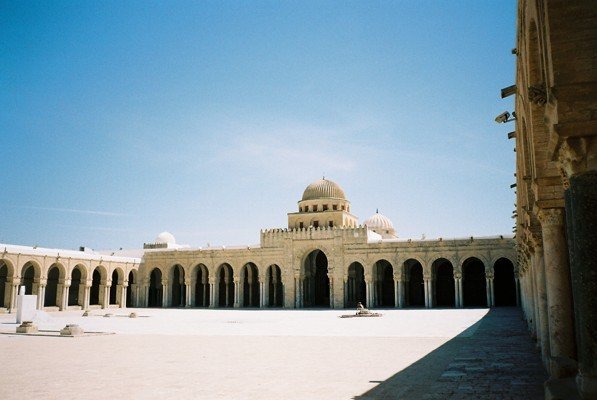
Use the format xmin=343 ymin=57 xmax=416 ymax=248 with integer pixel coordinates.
xmin=0 ymin=307 xmax=545 ymax=399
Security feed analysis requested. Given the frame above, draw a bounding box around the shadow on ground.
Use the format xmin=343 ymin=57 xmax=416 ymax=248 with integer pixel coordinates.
xmin=354 ymin=308 xmax=547 ymax=400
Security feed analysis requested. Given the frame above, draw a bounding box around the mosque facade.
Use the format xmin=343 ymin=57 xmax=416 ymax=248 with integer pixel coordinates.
xmin=1 ymin=178 xmax=516 ymax=312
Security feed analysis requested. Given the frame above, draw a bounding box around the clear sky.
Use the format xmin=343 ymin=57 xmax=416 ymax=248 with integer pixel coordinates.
xmin=1 ymin=1 xmax=517 ymax=250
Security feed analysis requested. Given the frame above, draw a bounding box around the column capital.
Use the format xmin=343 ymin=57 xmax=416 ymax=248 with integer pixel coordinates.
xmin=537 ymin=207 xmax=564 ymax=227
xmin=557 ymin=136 xmax=596 ymax=181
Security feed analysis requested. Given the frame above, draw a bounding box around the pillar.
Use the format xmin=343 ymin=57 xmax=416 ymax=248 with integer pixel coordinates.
xmin=209 ymin=280 xmax=216 ymax=308
xmin=423 ymin=279 xmax=430 ymax=308
xmin=453 ymin=277 xmax=460 ymax=308
xmin=60 ymin=284 xmax=70 ymax=311
xmin=185 ymin=279 xmax=192 ymax=307
xmin=393 ymin=279 xmax=399 ymax=308
xmin=328 ymin=274 xmax=334 ymax=309
xmin=515 ymin=277 xmax=521 ymax=306
xmin=566 ymin=169 xmax=597 ymax=398
xmin=538 ymin=208 xmax=576 ymax=378
xmin=161 ymin=282 xmax=168 ymax=308
xmin=233 ymin=279 xmax=240 ymax=308
xmin=457 ymin=278 xmax=463 ymax=308
xmin=36 ymin=283 xmax=46 ymax=310
xmin=83 ymin=284 xmax=91 ymax=309
xmin=120 ymin=284 xmax=127 ymax=308
xmin=485 ymin=276 xmax=493 ymax=308
xmin=532 ymin=244 xmax=551 ymax=369
xmin=365 ymin=280 xmax=373 ymax=308
xmin=397 ymin=279 xmax=405 ymax=308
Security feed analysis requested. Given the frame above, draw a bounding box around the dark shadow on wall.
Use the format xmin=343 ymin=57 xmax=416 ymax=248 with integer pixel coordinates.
xmin=353 ymin=308 xmax=546 ymax=400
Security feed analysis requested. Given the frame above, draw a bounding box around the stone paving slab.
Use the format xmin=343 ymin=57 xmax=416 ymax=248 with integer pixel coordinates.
xmin=356 ymin=307 xmax=547 ymax=399
xmin=0 ymin=307 xmax=546 ymax=399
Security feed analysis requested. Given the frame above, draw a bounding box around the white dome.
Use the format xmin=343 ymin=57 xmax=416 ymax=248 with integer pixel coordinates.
xmin=302 ymin=178 xmax=346 ymax=201
xmin=155 ymin=231 xmax=176 ymax=245
xmin=364 ymin=211 xmax=394 ymax=231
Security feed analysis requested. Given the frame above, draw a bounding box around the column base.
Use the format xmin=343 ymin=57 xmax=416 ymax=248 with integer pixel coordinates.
xmin=577 ymin=372 xmax=597 ymax=400
xmin=545 ymin=377 xmax=581 ymax=400
xmin=550 ymin=356 xmax=578 ymax=379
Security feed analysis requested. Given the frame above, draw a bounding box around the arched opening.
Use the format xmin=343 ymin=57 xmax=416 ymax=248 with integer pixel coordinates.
xmin=90 ymin=268 xmax=102 ymax=306
xmin=109 ymin=270 xmax=120 ymax=305
xmin=126 ymin=270 xmax=136 ymax=307
xmin=374 ymin=259 xmax=394 ymax=307
xmin=347 ymin=262 xmax=366 ymax=308
xmin=405 ymin=259 xmax=424 ymax=307
xmin=267 ymin=265 xmax=283 ymax=307
xmin=21 ymin=263 xmax=37 ymax=295
xmin=148 ymin=268 xmax=163 ymax=307
xmin=241 ymin=263 xmax=259 ymax=307
xmin=194 ymin=264 xmax=209 ymax=307
xmin=217 ymin=264 xmax=234 ymax=307
xmin=463 ymin=257 xmax=487 ymax=307
xmin=68 ymin=266 xmax=85 ymax=307
xmin=303 ymin=250 xmax=329 ymax=308
xmin=44 ymin=265 xmax=60 ymax=307
xmin=0 ymin=262 xmax=8 ymax=308
xmin=433 ymin=258 xmax=455 ymax=307
xmin=494 ymin=258 xmax=517 ymax=306
xmin=171 ymin=265 xmax=185 ymax=307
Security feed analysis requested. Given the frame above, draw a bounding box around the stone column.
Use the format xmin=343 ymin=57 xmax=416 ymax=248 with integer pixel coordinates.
xmin=209 ymin=280 xmax=216 ymax=308
xmin=60 ymin=284 xmax=70 ymax=311
xmin=532 ymin=239 xmax=550 ymax=372
xmin=365 ymin=280 xmax=373 ymax=308
xmin=515 ymin=277 xmax=521 ymax=306
xmin=457 ymin=277 xmax=463 ymax=308
xmin=423 ymin=279 xmax=429 ymax=308
xmin=161 ymin=281 xmax=168 ymax=308
xmin=485 ymin=276 xmax=493 ymax=308
xmin=393 ymin=279 xmax=399 ymax=308
xmin=120 ymin=284 xmax=127 ymax=308
xmin=83 ymin=284 xmax=91 ymax=309
xmin=328 ymin=274 xmax=334 ymax=309
xmin=397 ymin=279 xmax=405 ymax=308
xmin=233 ymin=279 xmax=240 ymax=308
xmin=538 ymin=208 xmax=576 ymax=378
xmin=9 ymin=282 xmax=19 ymax=312
xmin=453 ymin=278 xmax=460 ymax=308
xmin=37 ymin=283 xmax=46 ymax=310
xmin=566 ymin=169 xmax=597 ymax=398
xmin=185 ymin=279 xmax=192 ymax=307
xmin=343 ymin=279 xmax=348 ymax=308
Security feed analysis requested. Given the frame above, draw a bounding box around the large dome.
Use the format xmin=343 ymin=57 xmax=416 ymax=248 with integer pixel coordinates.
xmin=364 ymin=211 xmax=394 ymax=231
xmin=302 ymin=178 xmax=346 ymax=201
xmin=154 ymin=231 xmax=176 ymax=245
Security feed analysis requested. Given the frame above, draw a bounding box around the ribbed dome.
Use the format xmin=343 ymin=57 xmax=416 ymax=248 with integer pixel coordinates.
xmin=364 ymin=212 xmax=394 ymax=231
xmin=155 ymin=231 xmax=176 ymax=245
xmin=302 ymin=178 xmax=346 ymax=201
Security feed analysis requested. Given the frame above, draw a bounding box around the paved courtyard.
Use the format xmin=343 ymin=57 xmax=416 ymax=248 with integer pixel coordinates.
xmin=0 ymin=307 xmax=545 ymax=399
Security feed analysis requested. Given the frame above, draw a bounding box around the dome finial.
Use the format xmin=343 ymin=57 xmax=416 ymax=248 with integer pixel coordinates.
xmin=376 ymin=208 xmax=379 ymax=214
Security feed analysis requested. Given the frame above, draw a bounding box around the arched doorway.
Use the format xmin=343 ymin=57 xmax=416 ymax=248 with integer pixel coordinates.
xmin=405 ymin=259 xmax=424 ymax=307
xmin=0 ymin=261 xmax=9 ymax=308
xmin=241 ymin=263 xmax=259 ymax=307
xmin=347 ymin=262 xmax=366 ymax=308
xmin=303 ymin=250 xmax=329 ymax=307
xmin=68 ymin=266 xmax=85 ymax=307
xmin=171 ymin=265 xmax=185 ymax=307
xmin=148 ymin=268 xmax=163 ymax=307
xmin=21 ymin=262 xmax=37 ymax=295
xmin=433 ymin=258 xmax=455 ymax=307
xmin=216 ymin=264 xmax=234 ymax=307
xmin=90 ymin=268 xmax=102 ymax=306
xmin=194 ymin=264 xmax=209 ymax=307
xmin=126 ymin=270 xmax=136 ymax=307
xmin=463 ymin=257 xmax=487 ymax=307
xmin=267 ymin=265 xmax=283 ymax=307
xmin=494 ymin=258 xmax=516 ymax=306
xmin=44 ymin=265 xmax=60 ymax=307
xmin=374 ymin=259 xmax=394 ymax=307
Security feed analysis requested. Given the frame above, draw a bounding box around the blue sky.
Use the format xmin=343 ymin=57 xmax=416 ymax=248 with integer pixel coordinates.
xmin=1 ymin=1 xmax=517 ymax=250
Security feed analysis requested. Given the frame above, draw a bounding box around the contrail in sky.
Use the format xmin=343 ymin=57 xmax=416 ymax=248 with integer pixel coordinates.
xmin=5 ymin=205 xmax=134 ymax=217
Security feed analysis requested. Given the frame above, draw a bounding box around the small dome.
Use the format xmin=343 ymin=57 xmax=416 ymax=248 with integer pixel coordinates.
xmin=155 ymin=231 xmax=176 ymax=245
xmin=302 ymin=178 xmax=346 ymax=201
xmin=364 ymin=211 xmax=394 ymax=231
